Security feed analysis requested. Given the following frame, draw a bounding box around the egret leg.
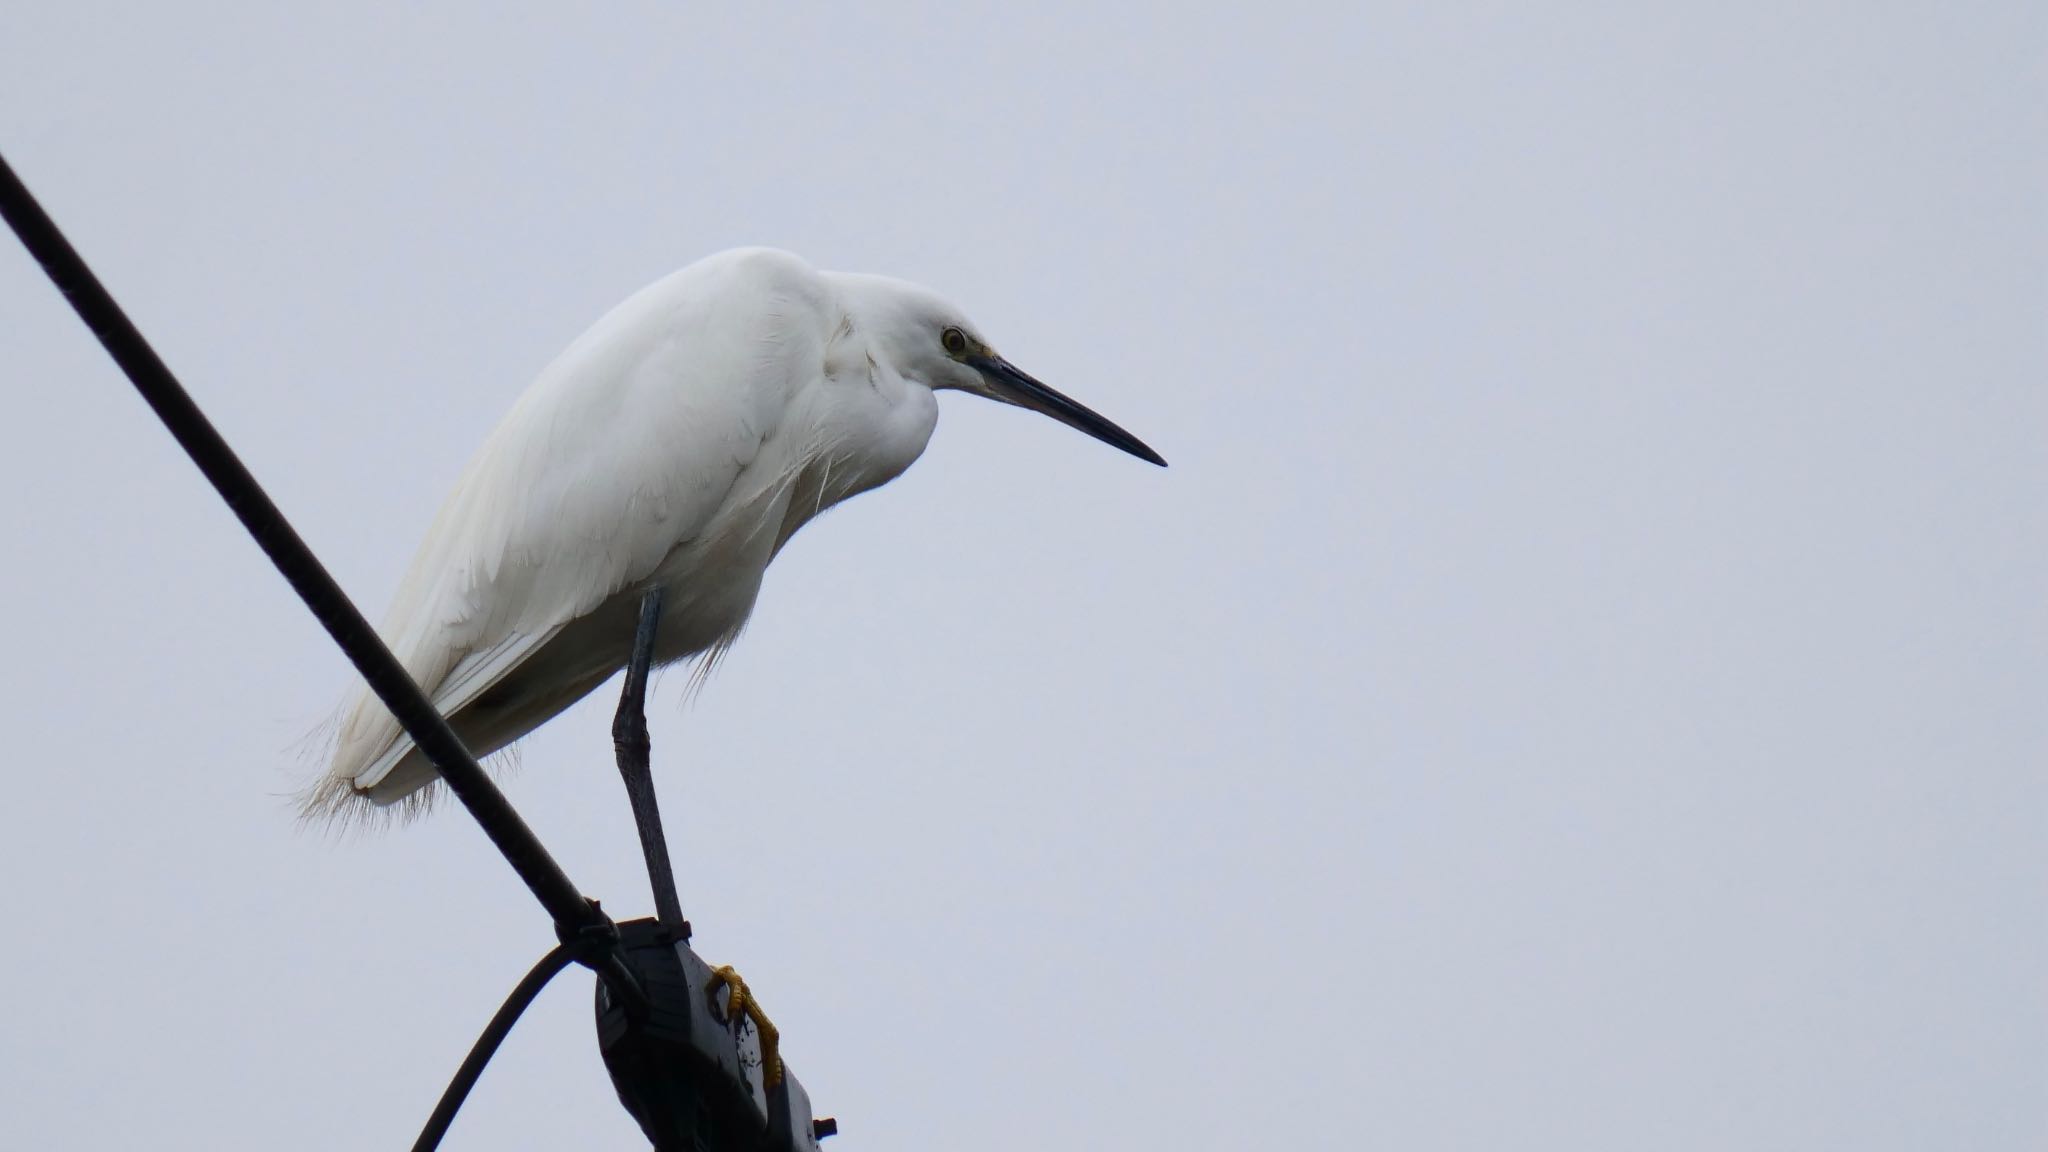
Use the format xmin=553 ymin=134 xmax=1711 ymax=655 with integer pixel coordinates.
xmin=614 ymin=587 xmax=686 ymax=932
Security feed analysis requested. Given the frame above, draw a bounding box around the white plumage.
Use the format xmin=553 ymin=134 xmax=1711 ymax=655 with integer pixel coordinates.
xmin=305 ymin=247 xmax=1161 ymax=823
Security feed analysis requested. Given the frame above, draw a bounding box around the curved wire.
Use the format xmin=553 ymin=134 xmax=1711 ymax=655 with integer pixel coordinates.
xmin=410 ymin=943 xmax=579 ymax=1152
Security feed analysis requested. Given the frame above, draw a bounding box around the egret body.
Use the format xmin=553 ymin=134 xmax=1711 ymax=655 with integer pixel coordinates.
xmin=306 ymin=247 xmax=1161 ymax=822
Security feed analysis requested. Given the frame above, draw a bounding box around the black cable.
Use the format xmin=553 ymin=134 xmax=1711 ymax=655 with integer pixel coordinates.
xmin=411 ymin=942 xmax=581 ymax=1152
xmin=0 ymin=153 xmax=645 ymax=1010
xmin=0 ymin=152 xmax=597 ymax=932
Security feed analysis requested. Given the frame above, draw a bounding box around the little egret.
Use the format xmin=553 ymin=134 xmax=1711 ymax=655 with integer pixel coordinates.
xmin=304 ymin=247 xmax=1163 ymax=828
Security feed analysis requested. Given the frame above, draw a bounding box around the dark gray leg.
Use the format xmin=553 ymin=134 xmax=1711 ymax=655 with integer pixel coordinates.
xmin=613 ymin=587 xmax=685 ymax=931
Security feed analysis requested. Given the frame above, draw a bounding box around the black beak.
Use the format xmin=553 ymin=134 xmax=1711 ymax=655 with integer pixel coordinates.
xmin=965 ymin=354 xmax=1167 ymax=467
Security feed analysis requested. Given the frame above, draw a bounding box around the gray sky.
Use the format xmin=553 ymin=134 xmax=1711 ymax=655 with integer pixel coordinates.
xmin=1 ymin=3 xmax=2042 ymax=1149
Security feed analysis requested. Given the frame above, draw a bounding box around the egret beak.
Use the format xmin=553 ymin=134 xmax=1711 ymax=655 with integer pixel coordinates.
xmin=965 ymin=354 xmax=1167 ymax=466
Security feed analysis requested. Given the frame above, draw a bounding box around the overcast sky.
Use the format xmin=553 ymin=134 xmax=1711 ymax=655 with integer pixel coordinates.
xmin=1 ymin=4 xmax=2042 ymax=1150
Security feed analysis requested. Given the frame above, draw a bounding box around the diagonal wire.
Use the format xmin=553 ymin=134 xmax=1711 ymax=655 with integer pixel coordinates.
xmin=0 ymin=151 xmax=643 ymax=1010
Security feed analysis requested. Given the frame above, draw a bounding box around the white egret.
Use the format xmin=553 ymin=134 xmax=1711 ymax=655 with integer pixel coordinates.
xmin=304 ymin=247 xmax=1163 ymax=825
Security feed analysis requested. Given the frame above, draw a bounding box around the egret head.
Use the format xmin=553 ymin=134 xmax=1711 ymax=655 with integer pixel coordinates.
xmin=836 ymin=273 xmax=1167 ymax=467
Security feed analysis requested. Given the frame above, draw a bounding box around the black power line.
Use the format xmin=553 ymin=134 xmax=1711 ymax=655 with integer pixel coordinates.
xmin=0 ymin=153 xmax=642 ymax=1009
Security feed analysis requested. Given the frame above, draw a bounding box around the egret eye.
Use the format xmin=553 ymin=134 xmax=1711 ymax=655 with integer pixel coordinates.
xmin=941 ymin=327 xmax=968 ymax=356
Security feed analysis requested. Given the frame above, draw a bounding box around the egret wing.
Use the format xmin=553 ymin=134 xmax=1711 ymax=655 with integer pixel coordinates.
xmin=315 ymin=249 xmax=831 ymax=813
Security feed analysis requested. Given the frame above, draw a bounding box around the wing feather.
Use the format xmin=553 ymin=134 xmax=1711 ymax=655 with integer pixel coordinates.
xmin=306 ymin=248 xmax=832 ymax=820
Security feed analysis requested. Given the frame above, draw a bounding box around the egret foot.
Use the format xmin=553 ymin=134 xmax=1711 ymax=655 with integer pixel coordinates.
xmin=708 ymin=964 xmax=783 ymax=1087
